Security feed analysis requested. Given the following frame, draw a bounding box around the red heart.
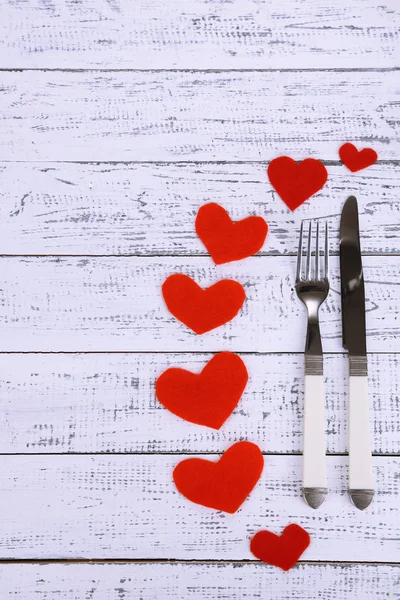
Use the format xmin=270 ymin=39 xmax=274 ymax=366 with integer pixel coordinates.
xmin=173 ymin=441 xmax=264 ymax=513
xmin=250 ymin=524 xmax=311 ymax=571
xmin=162 ymin=274 xmax=246 ymax=334
xmin=267 ymin=156 xmax=328 ymax=211
xmin=156 ymin=352 xmax=248 ymax=429
xmin=195 ymin=203 xmax=268 ymax=265
xmin=339 ymin=142 xmax=378 ymax=172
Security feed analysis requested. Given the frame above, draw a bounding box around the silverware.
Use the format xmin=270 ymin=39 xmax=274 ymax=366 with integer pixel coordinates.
xmin=296 ymin=220 xmax=329 ymax=509
xmin=340 ymin=195 xmax=374 ymax=510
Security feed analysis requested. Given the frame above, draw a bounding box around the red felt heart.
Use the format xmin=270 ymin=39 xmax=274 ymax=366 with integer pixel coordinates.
xmin=173 ymin=441 xmax=264 ymax=513
xmin=267 ymin=156 xmax=328 ymax=211
xmin=195 ymin=203 xmax=268 ymax=265
xmin=162 ymin=274 xmax=246 ymax=334
xmin=339 ymin=142 xmax=378 ymax=172
xmin=156 ymin=352 xmax=248 ymax=429
xmin=250 ymin=524 xmax=311 ymax=571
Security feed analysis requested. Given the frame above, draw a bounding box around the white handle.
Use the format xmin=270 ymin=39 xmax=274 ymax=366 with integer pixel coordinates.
xmin=303 ymin=375 xmax=327 ymax=489
xmin=349 ymin=375 xmax=374 ymax=490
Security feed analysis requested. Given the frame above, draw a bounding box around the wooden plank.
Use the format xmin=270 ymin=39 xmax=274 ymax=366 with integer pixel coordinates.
xmin=0 ymin=454 xmax=398 ymax=560
xmin=0 ymin=162 xmax=399 ymax=256
xmin=1 ymin=0 xmax=399 ymax=69
xmin=0 ymin=71 xmax=399 ymax=162
xmin=0 ymin=255 xmax=398 ymax=352
xmin=0 ymin=562 xmax=399 ymax=600
xmin=0 ymin=352 xmax=397 ymax=455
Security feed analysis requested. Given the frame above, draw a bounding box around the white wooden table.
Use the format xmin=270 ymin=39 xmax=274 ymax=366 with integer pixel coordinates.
xmin=0 ymin=1 xmax=399 ymax=597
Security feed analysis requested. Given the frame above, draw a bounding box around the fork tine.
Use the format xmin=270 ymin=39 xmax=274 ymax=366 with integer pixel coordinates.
xmin=296 ymin=221 xmax=304 ymax=281
xmin=306 ymin=221 xmax=312 ymax=279
xmin=324 ymin=221 xmax=329 ymax=280
xmin=315 ymin=221 xmax=320 ymax=280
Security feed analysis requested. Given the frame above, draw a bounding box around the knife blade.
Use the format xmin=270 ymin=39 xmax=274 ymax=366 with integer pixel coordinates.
xmin=340 ymin=195 xmax=367 ymax=360
xmin=339 ymin=196 xmax=374 ymax=510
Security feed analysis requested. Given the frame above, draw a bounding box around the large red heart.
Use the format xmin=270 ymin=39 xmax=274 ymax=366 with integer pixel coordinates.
xmin=267 ymin=156 xmax=328 ymax=211
xmin=195 ymin=203 xmax=268 ymax=265
xmin=339 ymin=142 xmax=378 ymax=172
xmin=250 ymin=524 xmax=311 ymax=571
xmin=173 ymin=441 xmax=264 ymax=513
xmin=162 ymin=274 xmax=246 ymax=334
xmin=156 ymin=352 xmax=248 ymax=429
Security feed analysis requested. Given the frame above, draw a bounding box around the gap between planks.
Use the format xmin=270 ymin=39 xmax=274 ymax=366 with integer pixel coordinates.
xmin=1 ymin=452 xmax=399 ymax=457
xmin=0 ymin=351 xmax=398 ymax=355
xmin=0 ymin=68 xmax=399 ymax=73
xmin=0 ymin=252 xmax=353 ymax=258
xmin=1 ymin=558 xmax=399 ymax=566
xmin=0 ymin=160 xmax=399 ymax=165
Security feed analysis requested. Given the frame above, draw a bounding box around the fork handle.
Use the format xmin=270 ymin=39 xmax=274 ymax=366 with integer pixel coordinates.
xmin=302 ymin=374 xmax=327 ymax=506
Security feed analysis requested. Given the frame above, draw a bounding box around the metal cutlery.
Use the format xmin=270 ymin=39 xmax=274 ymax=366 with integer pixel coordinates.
xmin=340 ymin=195 xmax=374 ymax=510
xmin=296 ymin=220 xmax=329 ymax=509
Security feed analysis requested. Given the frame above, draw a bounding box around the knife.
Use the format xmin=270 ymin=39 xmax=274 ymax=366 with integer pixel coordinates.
xmin=339 ymin=196 xmax=374 ymax=510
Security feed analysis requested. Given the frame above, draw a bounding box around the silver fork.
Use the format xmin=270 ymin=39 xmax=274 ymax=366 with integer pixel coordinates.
xmin=296 ymin=221 xmax=330 ymax=509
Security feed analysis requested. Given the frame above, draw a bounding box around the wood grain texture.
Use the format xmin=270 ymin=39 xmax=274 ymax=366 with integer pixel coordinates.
xmin=1 ymin=162 xmax=399 ymax=256
xmin=1 ymin=352 xmax=398 ymax=455
xmin=1 ymin=562 xmax=399 ymax=600
xmin=1 ymin=0 xmax=399 ymax=69
xmin=1 ymin=71 xmax=399 ymax=161
xmin=0 ymin=454 xmax=398 ymax=560
xmin=0 ymin=255 xmax=398 ymax=352
xmin=0 ymin=0 xmax=398 ymax=593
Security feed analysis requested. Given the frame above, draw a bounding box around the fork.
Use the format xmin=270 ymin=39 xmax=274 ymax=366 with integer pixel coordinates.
xmin=295 ymin=221 xmax=330 ymax=509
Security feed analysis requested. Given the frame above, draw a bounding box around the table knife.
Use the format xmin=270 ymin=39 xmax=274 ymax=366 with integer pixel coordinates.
xmin=339 ymin=195 xmax=374 ymax=510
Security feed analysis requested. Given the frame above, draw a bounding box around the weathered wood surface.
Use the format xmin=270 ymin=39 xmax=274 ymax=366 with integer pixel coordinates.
xmin=0 ymin=162 xmax=399 ymax=256
xmin=0 ymin=352 xmax=398 ymax=455
xmin=1 ymin=71 xmax=399 ymax=162
xmin=0 ymin=454 xmax=398 ymax=560
xmin=1 ymin=0 xmax=400 ymax=590
xmin=1 ymin=562 xmax=399 ymax=600
xmin=0 ymin=256 xmax=397 ymax=352
xmin=1 ymin=0 xmax=399 ymax=69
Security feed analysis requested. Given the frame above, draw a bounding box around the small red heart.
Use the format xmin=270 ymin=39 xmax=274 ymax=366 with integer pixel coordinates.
xmin=173 ymin=441 xmax=264 ymax=513
xmin=156 ymin=352 xmax=248 ymax=429
xmin=162 ymin=274 xmax=246 ymax=334
xmin=195 ymin=203 xmax=268 ymax=265
xmin=339 ymin=142 xmax=378 ymax=172
xmin=267 ymin=156 xmax=328 ymax=211
xmin=250 ymin=524 xmax=311 ymax=571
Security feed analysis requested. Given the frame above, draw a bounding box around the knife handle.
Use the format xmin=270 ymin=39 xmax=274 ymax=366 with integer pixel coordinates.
xmin=302 ymin=375 xmax=327 ymax=507
xmin=349 ymin=375 xmax=374 ymax=506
